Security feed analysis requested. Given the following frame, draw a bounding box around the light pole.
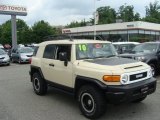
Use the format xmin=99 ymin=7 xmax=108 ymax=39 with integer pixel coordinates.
xmin=93 ymin=0 xmax=100 ymax=40
xmin=94 ymin=0 xmax=96 ymax=40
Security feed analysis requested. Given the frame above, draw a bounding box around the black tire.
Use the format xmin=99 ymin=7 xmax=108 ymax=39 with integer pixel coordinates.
xmin=149 ymin=63 xmax=156 ymax=77
xmin=32 ymin=73 xmax=47 ymax=95
xmin=11 ymin=58 xmax=14 ymax=63
xmin=132 ymin=96 xmax=147 ymax=103
xmin=18 ymin=58 xmax=22 ymax=64
xmin=78 ymin=85 xmax=106 ymax=119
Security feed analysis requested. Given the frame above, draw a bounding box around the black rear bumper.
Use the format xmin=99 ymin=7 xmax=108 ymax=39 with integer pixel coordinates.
xmin=105 ymin=77 xmax=156 ymax=104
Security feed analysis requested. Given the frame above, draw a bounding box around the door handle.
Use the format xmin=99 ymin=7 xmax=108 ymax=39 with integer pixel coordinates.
xmin=49 ymin=63 xmax=54 ymax=67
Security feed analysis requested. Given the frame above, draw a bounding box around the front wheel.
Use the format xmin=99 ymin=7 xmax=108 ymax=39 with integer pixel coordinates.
xmin=78 ymin=85 xmax=106 ymax=119
xmin=32 ymin=73 xmax=47 ymax=95
xmin=18 ymin=58 xmax=22 ymax=64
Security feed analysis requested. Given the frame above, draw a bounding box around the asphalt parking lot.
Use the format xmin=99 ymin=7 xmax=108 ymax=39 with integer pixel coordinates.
xmin=0 ymin=64 xmax=160 ymax=120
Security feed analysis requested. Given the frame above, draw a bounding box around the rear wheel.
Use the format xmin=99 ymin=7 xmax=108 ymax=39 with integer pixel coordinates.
xmin=32 ymin=73 xmax=47 ymax=95
xmin=11 ymin=58 xmax=14 ymax=63
xmin=78 ymin=85 xmax=106 ymax=119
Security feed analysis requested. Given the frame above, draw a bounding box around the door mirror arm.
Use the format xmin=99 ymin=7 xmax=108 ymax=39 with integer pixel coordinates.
xmin=59 ymin=52 xmax=68 ymax=66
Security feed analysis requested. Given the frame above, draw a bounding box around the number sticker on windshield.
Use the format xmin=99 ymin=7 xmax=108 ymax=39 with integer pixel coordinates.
xmin=79 ymin=44 xmax=87 ymax=51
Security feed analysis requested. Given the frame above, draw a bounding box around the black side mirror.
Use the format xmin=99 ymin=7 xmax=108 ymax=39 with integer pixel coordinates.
xmin=59 ymin=52 xmax=68 ymax=66
xmin=157 ymin=51 xmax=160 ymax=54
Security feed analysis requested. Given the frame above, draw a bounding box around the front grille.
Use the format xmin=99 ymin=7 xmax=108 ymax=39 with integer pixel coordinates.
xmin=27 ymin=55 xmax=32 ymax=57
xmin=0 ymin=57 xmax=4 ymax=59
xmin=122 ymin=56 xmax=132 ymax=59
xmin=130 ymin=72 xmax=147 ymax=81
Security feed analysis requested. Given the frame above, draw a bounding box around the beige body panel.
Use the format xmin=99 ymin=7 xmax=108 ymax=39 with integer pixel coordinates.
xmin=41 ymin=58 xmax=73 ymax=87
xmin=31 ymin=40 xmax=152 ymax=88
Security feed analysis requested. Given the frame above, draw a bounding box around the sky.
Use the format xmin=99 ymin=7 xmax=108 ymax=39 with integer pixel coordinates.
xmin=0 ymin=0 xmax=158 ymax=26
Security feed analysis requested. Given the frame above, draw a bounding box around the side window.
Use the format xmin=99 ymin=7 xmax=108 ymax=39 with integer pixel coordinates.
xmin=56 ymin=45 xmax=71 ymax=61
xmin=43 ymin=44 xmax=56 ymax=59
xmin=33 ymin=46 xmax=39 ymax=56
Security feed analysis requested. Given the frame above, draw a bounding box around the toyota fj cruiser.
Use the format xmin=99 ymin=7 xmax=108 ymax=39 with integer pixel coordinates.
xmin=29 ymin=38 xmax=156 ymax=119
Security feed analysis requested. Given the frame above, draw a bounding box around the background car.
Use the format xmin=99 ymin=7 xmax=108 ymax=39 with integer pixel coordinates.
xmin=0 ymin=44 xmax=4 ymax=49
xmin=0 ymin=48 xmax=10 ymax=66
xmin=113 ymin=42 xmax=139 ymax=54
xmin=11 ymin=47 xmax=34 ymax=64
xmin=119 ymin=42 xmax=160 ymax=76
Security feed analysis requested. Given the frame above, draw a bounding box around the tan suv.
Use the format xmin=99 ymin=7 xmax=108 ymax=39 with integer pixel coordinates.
xmin=29 ymin=39 xmax=156 ymax=119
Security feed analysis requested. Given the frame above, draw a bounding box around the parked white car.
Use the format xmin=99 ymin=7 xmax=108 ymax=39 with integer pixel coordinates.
xmin=113 ymin=42 xmax=140 ymax=54
xmin=0 ymin=44 xmax=4 ymax=49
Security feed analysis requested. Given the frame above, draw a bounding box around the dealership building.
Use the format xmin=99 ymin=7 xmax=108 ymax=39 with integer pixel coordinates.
xmin=62 ymin=21 xmax=160 ymax=42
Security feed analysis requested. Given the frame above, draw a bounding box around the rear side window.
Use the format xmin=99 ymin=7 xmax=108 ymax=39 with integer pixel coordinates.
xmin=43 ymin=44 xmax=56 ymax=59
xmin=33 ymin=46 xmax=39 ymax=56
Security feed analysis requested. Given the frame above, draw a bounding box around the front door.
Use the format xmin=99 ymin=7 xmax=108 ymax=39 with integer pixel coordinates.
xmin=41 ymin=44 xmax=73 ymax=88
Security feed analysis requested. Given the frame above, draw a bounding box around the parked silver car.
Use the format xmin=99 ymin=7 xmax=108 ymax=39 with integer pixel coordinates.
xmin=11 ymin=47 xmax=34 ymax=64
xmin=0 ymin=48 xmax=10 ymax=66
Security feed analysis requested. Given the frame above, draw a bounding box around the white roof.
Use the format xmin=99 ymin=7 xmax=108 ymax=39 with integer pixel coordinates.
xmin=39 ymin=39 xmax=111 ymax=46
xmin=112 ymin=42 xmax=140 ymax=45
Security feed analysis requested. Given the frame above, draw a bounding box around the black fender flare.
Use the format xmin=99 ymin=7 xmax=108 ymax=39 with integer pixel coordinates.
xmin=74 ymin=75 xmax=108 ymax=94
xmin=30 ymin=65 xmax=44 ymax=81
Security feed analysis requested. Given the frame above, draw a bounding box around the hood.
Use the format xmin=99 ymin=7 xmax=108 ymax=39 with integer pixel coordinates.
xmin=20 ymin=52 xmax=33 ymax=56
xmin=119 ymin=52 xmax=155 ymax=59
xmin=0 ymin=54 xmax=9 ymax=58
xmin=76 ymin=57 xmax=149 ymax=73
xmin=85 ymin=57 xmax=136 ymax=66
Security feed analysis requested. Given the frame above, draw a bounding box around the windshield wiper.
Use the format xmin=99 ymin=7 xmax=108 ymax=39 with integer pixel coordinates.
xmin=94 ymin=55 xmax=116 ymax=59
xmin=106 ymin=55 xmax=116 ymax=58
xmin=80 ymin=57 xmax=92 ymax=60
xmin=94 ymin=56 xmax=106 ymax=58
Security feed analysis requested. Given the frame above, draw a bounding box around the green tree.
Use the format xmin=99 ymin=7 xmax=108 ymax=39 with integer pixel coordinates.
xmin=32 ymin=20 xmax=55 ymax=43
xmin=1 ymin=20 xmax=12 ymax=44
xmin=16 ymin=19 xmax=31 ymax=44
xmin=144 ymin=0 xmax=160 ymax=23
xmin=97 ymin=6 xmax=116 ymax=24
xmin=118 ymin=4 xmax=135 ymax=22
xmin=66 ymin=20 xmax=86 ymax=28
xmin=134 ymin=13 xmax=141 ymax=21
xmin=0 ymin=25 xmax=2 ymax=43
xmin=0 ymin=19 xmax=31 ymax=44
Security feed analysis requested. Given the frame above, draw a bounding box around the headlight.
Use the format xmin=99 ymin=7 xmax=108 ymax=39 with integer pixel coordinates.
xmin=135 ymin=56 xmax=145 ymax=61
xmin=20 ymin=54 xmax=26 ymax=58
xmin=148 ymin=68 xmax=153 ymax=78
xmin=120 ymin=74 xmax=129 ymax=84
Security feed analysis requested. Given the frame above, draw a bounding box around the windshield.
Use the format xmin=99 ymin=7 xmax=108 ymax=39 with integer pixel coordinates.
xmin=76 ymin=43 xmax=117 ymax=60
xmin=19 ymin=47 xmax=34 ymax=53
xmin=132 ymin=43 xmax=158 ymax=53
xmin=0 ymin=49 xmax=6 ymax=55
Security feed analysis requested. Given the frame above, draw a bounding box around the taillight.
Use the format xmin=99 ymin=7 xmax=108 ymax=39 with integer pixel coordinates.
xmin=29 ymin=58 xmax=32 ymax=64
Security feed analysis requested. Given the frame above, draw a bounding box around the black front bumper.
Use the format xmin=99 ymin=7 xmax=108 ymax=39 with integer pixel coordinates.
xmin=105 ymin=77 xmax=156 ymax=104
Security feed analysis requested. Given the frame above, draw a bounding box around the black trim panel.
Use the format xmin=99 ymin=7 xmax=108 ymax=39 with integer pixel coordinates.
xmin=105 ymin=77 xmax=157 ymax=103
xmin=46 ymin=80 xmax=74 ymax=94
xmin=30 ymin=65 xmax=44 ymax=79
